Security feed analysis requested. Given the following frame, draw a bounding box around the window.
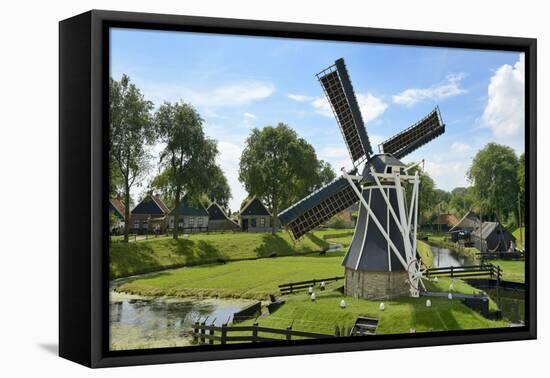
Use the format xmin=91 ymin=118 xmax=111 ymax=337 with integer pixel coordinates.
xmin=259 ymin=217 xmax=265 ymax=227
xmin=190 ymin=217 xmax=195 ymax=227
xmin=198 ymin=217 xmax=203 ymax=226
xmin=251 ymin=218 xmax=257 ymax=228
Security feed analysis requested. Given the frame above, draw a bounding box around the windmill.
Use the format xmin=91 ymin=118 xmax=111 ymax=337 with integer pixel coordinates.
xmin=278 ymin=58 xmax=445 ymax=299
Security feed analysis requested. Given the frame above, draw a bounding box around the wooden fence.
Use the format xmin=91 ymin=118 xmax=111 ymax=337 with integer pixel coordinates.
xmin=426 ymin=263 xmax=502 ymax=281
xmin=191 ymin=322 xmax=335 ymax=345
xmin=278 ymin=276 xmax=344 ymax=295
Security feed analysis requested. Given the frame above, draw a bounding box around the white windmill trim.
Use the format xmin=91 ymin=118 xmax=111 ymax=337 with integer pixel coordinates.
xmin=386 ymin=187 xmax=392 ymax=272
xmin=342 ymin=170 xmax=408 ymax=271
xmin=354 ymin=188 xmax=372 ymax=271
xmin=369 ymin=167 xmax=405 ymax=235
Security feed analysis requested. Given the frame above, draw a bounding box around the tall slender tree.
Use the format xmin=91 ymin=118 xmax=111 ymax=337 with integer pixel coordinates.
xmin=110 ymin=75 xmax=154 ymax=242
xmin=154 ymin=101 xmax=218 ymax=239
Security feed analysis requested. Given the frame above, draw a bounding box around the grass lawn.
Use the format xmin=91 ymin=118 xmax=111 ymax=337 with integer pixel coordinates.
xmin=234 ymin=288 xmax=507 ymax=337
xmin=110 ymin=231 xmax=328 ymax=279
xmin=491 ymin=259 xmax=525 ymax=283
xmin=117 ymin=251 xmax=348 ymax=300
xmin=417 ymin=240 xmax=434 ymax=268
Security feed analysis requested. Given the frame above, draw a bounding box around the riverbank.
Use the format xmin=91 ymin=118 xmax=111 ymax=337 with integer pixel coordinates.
xmin=425 ymin=233 xmax=479 ymax=260
xmin=110 ymin=230 xmax=330 ymax=279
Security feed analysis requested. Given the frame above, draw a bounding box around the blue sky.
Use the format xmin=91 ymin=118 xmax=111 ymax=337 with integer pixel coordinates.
xmin=111 ymin=28 xmax=525 ymax=211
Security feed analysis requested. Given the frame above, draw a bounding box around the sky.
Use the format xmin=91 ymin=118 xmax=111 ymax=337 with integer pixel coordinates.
xmin=110 ymin=28 xmax=525 ymax=212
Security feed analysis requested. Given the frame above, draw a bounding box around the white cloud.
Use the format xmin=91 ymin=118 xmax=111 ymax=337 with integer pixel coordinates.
xmin=243 ymin=112 xmax=256 ymax=119
xmin=424 ymin=160 xmax=471 ymax=191
xmin=127 ymin=78 xmax=274 ymax=109
xmin=451 ymin=142 xmax=472 ymax=154
xmin=311 ymin=97 xmax=333 ymax=117
xmin=287 ymin=93 xmax=313 ymax=102
xmin=482 ymin=54 xmax=525 ymax=139
xmin=356 ymin=93 xmax=389 ymax=123
xmin=393 ymin=73 xmax=467 ymax=106
xmin=311 ymin=93 xmax=388 ymax=123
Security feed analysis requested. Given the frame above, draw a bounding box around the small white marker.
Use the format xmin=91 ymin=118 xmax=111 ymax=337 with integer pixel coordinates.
xmin=340 ymin=299 xmax=346 ymax=308
xmin=448 ymin=293 xmax=453 ymax=300
xmin=379 ymin=302 xmax=385 ymax=311
xmin=426 ymin=299 xmax=432 ymax=307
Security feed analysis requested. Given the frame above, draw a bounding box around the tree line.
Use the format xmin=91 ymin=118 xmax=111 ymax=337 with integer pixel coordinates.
xmin=109 ymin=75 xmax=335 ymax=241
xmin=415 ymin=143 xmax=524 ymax=230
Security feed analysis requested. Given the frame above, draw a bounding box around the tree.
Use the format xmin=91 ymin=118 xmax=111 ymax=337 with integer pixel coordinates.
xmin=449 ymin=187 xmax=475 ymax=217
xmin=517 ymin=153 xmax=525 ymax=225
xmin=467 ymin=143 xmax=519 ymax=222
xmin=205 ymin=165 xmax=232 ymax=209
xmin=110 ymin=75 xmax=154 ymax=242
xmin=154 ymin=101 xmax=219 ymax=239
xmin=239 ymin=123 xmax=329 ymax=234
xmin=405 ymin=164 xmax=437 ymax=225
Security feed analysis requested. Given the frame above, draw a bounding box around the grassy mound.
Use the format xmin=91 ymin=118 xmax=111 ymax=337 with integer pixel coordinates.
xmin=110 ymin=231 xmax=328 ymax=279
xmin=116 ymin=251 xmax=347 ymax=299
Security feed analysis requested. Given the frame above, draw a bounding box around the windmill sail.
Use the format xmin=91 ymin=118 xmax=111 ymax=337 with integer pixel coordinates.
xmin=380 ymin=107 xmax=445 ymax=159
xmin=279 ymin=176 xmax=358 ymax=239
xmin=317 ymin=58 xmax=372 ymax=166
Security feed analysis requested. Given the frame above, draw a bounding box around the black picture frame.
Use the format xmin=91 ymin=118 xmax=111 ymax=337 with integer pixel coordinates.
xmin=59 ymin=9 xmax=537 ymax=368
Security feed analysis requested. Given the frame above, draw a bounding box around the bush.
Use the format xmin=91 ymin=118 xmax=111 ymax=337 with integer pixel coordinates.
xmin=327 ymin=217 xmax=347 ymax=229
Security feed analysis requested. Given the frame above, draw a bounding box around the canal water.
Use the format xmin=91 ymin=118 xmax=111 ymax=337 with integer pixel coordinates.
xmin=429 ymin=245 xmax=525 ymax=324
xmin=109 ymin=289 xmax=253 ymax=350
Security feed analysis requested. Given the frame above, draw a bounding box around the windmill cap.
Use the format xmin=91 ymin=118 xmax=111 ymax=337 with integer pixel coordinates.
xmin=361 ymin=154 xmax=406 ymax=184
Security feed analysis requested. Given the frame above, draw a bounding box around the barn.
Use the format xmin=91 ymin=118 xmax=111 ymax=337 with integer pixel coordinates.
xmin=130 ymin=194 xmax=170 ymax=234
xmin=109 ymin=196 xmax=126 ymax=234
xmin=207 ymin=202 xmax=240 ymax=231
xmin=433 ymin=213 xmax=459 ymax=231
xmin=238 ymin=197 xmax=272 ymax=232
xmin=168 ymin=198 xmax=209 ymax=233
xmin=449 ymin=210 xmax=480 ymax=242
xmin=471 ymin=221 xmax=516 ymax=253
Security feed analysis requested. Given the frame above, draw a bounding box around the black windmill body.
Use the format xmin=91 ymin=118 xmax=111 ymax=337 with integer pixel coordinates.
xmin=278 ymin=58 xmax=446 ymax=299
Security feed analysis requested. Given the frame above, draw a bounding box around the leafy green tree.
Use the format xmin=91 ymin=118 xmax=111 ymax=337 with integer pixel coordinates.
xmin=110 ymin=75 xmax=154 ymax=242
xmin=449 ymin=187 xmax=475 ymax=217
xmin=405 ymin=164 xmax=437 ymax=225
xmin=517 ymin=153 xmax=525 ymax=224
xmin=154 ymin=101 xmax=219 ymax=239
xmin=205 ymin=165 xmax=232 ymax=209
xmin=467 ymin=143 xmax=519 ymax=222
xmin=239 ymin=123 xmax=329 ymax=234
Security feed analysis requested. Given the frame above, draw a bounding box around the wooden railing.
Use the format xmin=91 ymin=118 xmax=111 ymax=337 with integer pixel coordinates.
xmin=426 ymin=263 xmax=502 ymax=281
xmin=278 ymin=276 xmax=344 ymax=295
xmin=191 ymin=322 xmax=335 ymax=345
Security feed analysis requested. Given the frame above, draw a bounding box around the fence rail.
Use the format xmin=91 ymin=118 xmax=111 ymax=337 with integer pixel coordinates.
xmin=426 ymin=263 xmax=502 ymax=281
xmin=191 ymin=322 xmax=335 ymax=345
xmin=278 ymin=276 xmax=344 ymax=295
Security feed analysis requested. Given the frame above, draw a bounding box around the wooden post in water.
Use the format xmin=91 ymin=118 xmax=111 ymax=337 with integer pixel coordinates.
xmin=209 ymin=325 xmax=215 ymax=345
xmin=221 ymin=323 xmax=227 ymax=345
xmin=200 ymin=321 xmax=206 ymax=344
xmin=252 ymin=322 xmax=259 ymax=342
xmin=193 ymin=321 xmax=200 ymax=344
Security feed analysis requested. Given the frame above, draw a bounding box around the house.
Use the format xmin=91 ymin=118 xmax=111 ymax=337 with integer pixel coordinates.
xmin=207 ymin=202 xmax=240 ymax=231
xmin=109 ymin=196 xmax=125 ymax=234
xmin=129 ymin=194 xmax=170 ymax=234
xmin=433 ymin=213 xmax=459 ymax=231
xmin=168 ymin=197 xmax=209 ymax=233
xmin=238 ymin=197 xmax=272 ymax=232
xmin=332 ymin=208 xmax=356 ymax=228
xmin=449 ymin=210 xmax=480 ymax=242
xmin=471 ymin=221 xmax=516 ymax=253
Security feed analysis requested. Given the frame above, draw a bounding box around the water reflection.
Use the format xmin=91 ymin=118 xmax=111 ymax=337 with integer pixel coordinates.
xmin=430 ymin=246 xmax=476 ymax=268
xmin=110 ymin=291 xmax=251 ymax=350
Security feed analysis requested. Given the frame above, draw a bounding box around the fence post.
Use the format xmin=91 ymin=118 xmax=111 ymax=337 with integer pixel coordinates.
xmin=209 ymin=325 xmax=215 ymax=345
xmin=252 ymin=322 xmax=259 ymax=342
xmin=450 ymin=266 xmax=454 ymax=278
xmin=286 ymin=325 xmax=292 ymax=341
xmin=221 ymin=323 xmax=227 ymax=345
xmin=200 ymin=321 xmax=206 ymax=344
xmin=193 ymin=321 xmax=199 ymax=344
